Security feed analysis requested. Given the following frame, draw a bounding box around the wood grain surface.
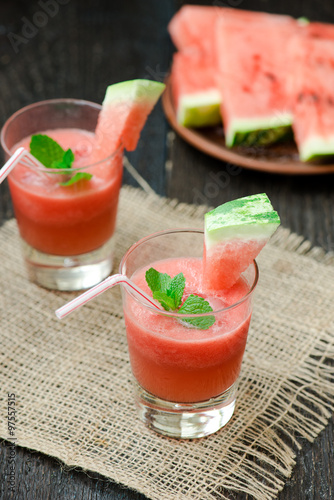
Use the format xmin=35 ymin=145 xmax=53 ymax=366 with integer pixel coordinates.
xmin=0 ymin=1 xmax=333 ymax=499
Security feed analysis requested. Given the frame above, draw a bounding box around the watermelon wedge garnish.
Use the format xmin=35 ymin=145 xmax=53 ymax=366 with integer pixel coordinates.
xmin=203 ymin=194 xmax=280 ymax=290
xmin=94 ymin=79 xmax=165 ymax=160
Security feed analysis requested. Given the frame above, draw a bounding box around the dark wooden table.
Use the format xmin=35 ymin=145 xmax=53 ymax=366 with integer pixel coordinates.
xmin=0 ymin=1 xmax=333 ymax=499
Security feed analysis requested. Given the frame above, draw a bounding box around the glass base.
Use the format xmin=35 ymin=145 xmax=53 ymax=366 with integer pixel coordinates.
xmin=134 ymin=381 xmax=237 ymax=439
xmin=21 ymin=236 xmax=115 ymax=291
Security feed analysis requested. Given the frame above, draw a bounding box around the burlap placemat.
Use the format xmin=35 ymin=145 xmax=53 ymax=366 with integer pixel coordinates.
xmin=1 ymin=185 xmax=334 ymax=500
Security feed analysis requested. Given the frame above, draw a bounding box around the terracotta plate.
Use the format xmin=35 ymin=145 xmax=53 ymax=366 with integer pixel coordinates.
xmin=162 ymin=79 xmax=334 ymax=175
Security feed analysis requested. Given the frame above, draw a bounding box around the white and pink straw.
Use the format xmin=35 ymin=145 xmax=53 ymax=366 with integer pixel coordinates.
xmin=0 ymin=147 xmax=46 ymax=184
xmin=55 ymin=273 xmax=162 ymax=319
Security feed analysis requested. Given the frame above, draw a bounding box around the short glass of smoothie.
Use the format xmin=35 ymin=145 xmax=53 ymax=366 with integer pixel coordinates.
xmin=1 ymin=99 xmax=123 ymax=290
xmin=119 ymin=228 xmax=259 ymax=439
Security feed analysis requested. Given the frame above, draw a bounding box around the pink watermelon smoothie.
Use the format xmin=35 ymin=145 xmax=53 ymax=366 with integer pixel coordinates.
xmin=123 ymin=257 xmax=252 ymax=403
xmin=9 ymin=128 xmax=122 ymax=256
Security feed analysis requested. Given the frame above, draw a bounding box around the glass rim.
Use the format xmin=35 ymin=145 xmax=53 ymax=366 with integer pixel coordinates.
xmin=0 ymin=98 xmax=120 ymax=170
xmin=119 ymin=228 xmax=259 ymax=318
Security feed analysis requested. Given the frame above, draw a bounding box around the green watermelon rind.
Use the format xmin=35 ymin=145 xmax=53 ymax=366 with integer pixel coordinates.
xmin=299 ymin=135 xmax=334 ymax=162
xmin=103 ymin=79 xmax=166 ymax=106
xmin=205 ymin=193 xmax=280 ymax=249
xmin=231 ymin=125 xmax=292 ymax=147
xmin=225 ymin=113 xmax=293 ymax=148
xmin=177 ymin=90 xmax=222 ymax=128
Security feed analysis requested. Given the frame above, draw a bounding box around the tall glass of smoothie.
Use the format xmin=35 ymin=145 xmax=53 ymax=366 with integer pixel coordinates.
xmin=119 ymin=229 xmax=258 ymax=439
xmin=1 ymin=99 xmax=123 ymax=290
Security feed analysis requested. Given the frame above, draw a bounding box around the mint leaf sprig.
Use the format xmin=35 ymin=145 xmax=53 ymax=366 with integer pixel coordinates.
xmin=30 ymin=134 xmax=92 ymax=186
xmin=145 ymin=267 xmax=215 ymax=330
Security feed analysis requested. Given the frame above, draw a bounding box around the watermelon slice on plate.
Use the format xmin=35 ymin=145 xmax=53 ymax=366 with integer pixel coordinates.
xmin=168 ymin=7 xmax=294 ymax=133
xmin=215 ymin=12 xmax=297 ymax=148
xmin=168 ymin=6 xmax=220 ymax=129
xmin=168 ymin=6 xmax=334 ymax=164
xmin=170 ymin=49 xmax=221 ymax=128
xmin=94 ymin=79 xmax=165 ymax=160
xmin=203 ymin=194 xmax=280 ymax=290
xmin=288 ymin=30 xmax=334 ymax=162
xmin=168 ymin=6 xmax=297 ymax=145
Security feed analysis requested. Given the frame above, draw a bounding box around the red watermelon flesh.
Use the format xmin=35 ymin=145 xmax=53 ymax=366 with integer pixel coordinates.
xmin=95 ymin=100 xmax=151 ymax=155
xmin=168 ymin=6 xmax=285 ymax=55
xmin=215 ymin=12 xmax=297 ymax=147
xmin=170 ymin=49 xmax=221 ymax=127
xmin=288 ymin=32 xmax=334 ymax=161
xmin=304 ymin=21 xmax=334 ymax=40
xmin=203 ymin=238 xmax=266 ymax=291
xmin=168 ymin=5 xmax=217 ymax=54
xmin=93 ymin=79 xmax=165 ymax=162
